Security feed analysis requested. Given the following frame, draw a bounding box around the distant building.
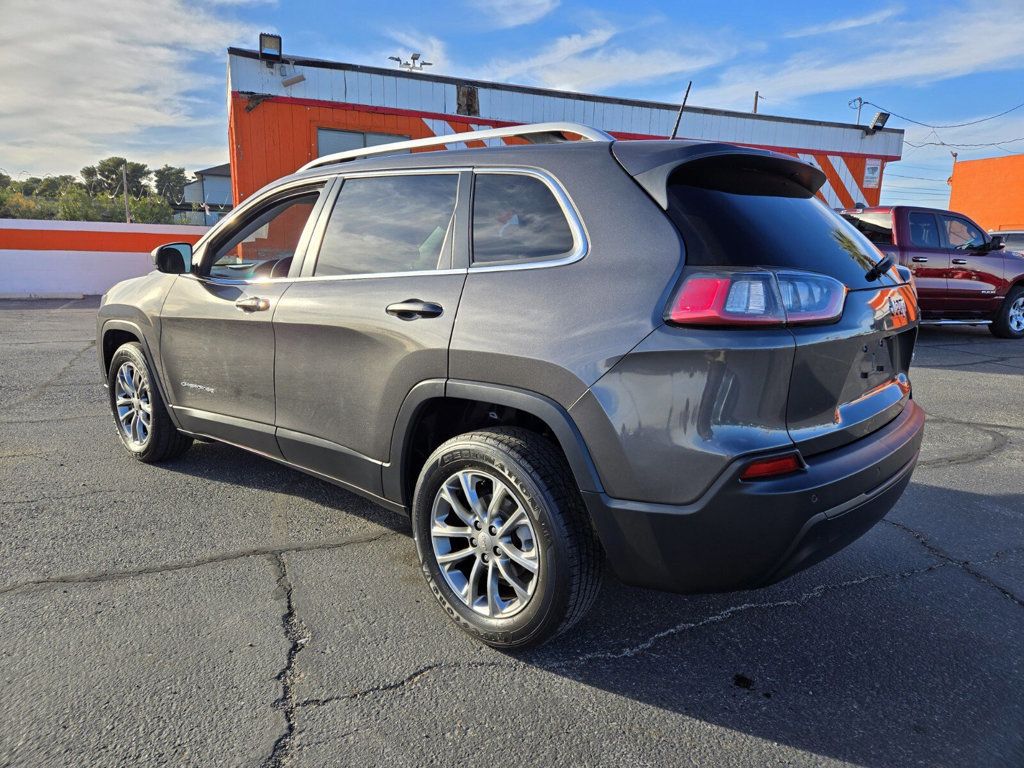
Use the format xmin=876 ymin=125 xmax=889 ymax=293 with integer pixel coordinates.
xmin=180 ymin=163 xmax=233 ymax=225
xmin=224 ymin=46 xmax=904 ymax=209
xmin=949 ymin=154 xmax=1024 ymax=232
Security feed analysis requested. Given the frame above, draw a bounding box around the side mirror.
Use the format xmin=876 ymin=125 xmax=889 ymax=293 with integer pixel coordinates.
xmin=151 ymin=243 xmax=192 ymax=274
xmin=989 ymin=235 xmax=1005 ymax=251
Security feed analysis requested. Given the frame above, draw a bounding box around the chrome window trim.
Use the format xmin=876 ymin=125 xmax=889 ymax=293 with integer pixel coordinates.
xmin=468 ymin=167 xmax=589 ymax=273
xmin=185 ymin=166 xmax=588 ymax=286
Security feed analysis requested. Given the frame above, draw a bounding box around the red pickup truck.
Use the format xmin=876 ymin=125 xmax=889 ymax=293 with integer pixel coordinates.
xmin=842 ymin=206 xmax=1024 ymax=338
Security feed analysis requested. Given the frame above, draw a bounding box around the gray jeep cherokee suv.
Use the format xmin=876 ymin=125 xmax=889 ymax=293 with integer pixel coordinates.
xmin=97 ymin=123 xmax=925 ymax=648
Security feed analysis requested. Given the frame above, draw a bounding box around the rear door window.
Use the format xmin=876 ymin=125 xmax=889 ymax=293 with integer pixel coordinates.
xmin=471 ymin=173 xmax=575 ymax=265
xmin=313 ymin=174 xmax=459 ymax=277
xmin=1002 ymin=233 xmax=1024 ymax=250
xmin=907 ymin=212 xmax=942 ymax=249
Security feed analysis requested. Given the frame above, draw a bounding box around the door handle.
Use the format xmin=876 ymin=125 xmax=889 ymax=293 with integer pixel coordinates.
xmin=235 ymin=296 xmax=270 ymax=312
xmin=386 ymin=299 xmax=443 ymax=320
xmin=911 ymin=256 xmax=928 ymax=263
xmin=952 ymin=258 xmax=968 ymax=265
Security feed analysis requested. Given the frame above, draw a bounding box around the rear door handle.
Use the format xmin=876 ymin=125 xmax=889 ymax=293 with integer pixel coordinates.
xmin=235 ymin=296 xmax=270 ymax=312
xmin=386 ymin=299 xmax=443 ymax=320
xmin=911 ymin=256 xmax=928 ymax=263
xmin=951 ymin=258 xmax=968 ymax=265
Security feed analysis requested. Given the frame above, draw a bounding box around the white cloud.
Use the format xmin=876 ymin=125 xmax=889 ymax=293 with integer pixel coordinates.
xmin=467 ymin=0 xmax=559 ymax=29
xmin=0 ymin=0 xmax=259 ymax=177
xmin=784 ymin=7 xmax=902 ymax=39
xmin=700 ymin=1 xmax=1024 ymax=110
xmin=475 ymin=25 xmax=733 ymax=93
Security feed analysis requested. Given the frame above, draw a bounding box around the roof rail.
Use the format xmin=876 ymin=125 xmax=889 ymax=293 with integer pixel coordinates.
xmin=298 ymin=122 xmax=613 ymax=172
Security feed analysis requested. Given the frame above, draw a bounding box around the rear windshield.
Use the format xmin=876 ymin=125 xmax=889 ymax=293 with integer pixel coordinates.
xmin=842 ymin=212 xmax=894 ymax=246
xmin=666 ymin=170 xmax=898 ymax=289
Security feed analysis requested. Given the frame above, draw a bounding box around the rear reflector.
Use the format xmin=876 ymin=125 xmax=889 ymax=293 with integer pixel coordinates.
xmin=739 ymin=453 xmax=804 ymax=480
xmin=666 ymin=269 xmax=847 ymax=327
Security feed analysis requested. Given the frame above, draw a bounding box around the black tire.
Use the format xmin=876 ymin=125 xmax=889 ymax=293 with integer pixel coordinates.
xmin=411 ymin=427 xmax=602 ymax=649
xmin=990 ymin=286 xmax=1024 ymax=339
xmin=107 ymin=342 xmax=192 ymax=463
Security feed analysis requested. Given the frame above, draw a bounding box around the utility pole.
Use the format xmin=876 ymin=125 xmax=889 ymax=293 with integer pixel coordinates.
xmin=849 ymin=97 xmax=864 ymax=125
xmin=753 ymin=91 xmax=760 ymax=113
xmin=121 ymin=162 xmax=131 ymax=223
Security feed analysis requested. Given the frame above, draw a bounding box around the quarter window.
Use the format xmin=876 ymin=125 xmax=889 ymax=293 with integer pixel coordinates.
xmin=472 ymin=174 xmax=575 ymax=265
xmin=314 ymin=174 xmax=459 ymax=277
xmin=940 ymin=215 xmax=986 ymax=250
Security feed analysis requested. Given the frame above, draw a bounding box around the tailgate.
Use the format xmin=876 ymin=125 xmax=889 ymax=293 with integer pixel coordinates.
xmin=787 ymin=284 xmax=917 ymax=455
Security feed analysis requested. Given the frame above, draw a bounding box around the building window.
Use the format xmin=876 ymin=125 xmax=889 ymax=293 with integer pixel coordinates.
xmin=316 ymin=128 xmax=409 ymax=157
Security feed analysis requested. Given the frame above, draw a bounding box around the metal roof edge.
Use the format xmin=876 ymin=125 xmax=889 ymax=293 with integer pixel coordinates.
xmin=226 ymin=47 xmax=903 ymax=137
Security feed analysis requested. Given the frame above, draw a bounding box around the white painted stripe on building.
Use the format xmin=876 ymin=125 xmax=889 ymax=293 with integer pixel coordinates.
xmin=829 ymin=155 xmax=868 ymax=207
xmin=421 ymin=118 xmax=472 ymax=150
xmin=799 ymin=154 xmax=842 ymax=209
xmin=0 ymin=249 xmax=153 ymax=297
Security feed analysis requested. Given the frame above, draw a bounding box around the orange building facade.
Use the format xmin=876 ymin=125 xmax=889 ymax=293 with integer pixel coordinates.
xmin=226 ymin=48 xmax=904 ymax=209
xmin=949 ymin=154 xmax=1024 ymax=232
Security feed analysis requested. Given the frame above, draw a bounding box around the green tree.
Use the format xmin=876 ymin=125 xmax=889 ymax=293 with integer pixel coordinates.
xmin=130 ymin=195 xmax=174 ymax=224
xmin=153 ymin=165 xmax=190 ymax=204
xmin=0 ymin=172 xmax=10 ymax=189
xmin=0 ymin=189 xmax=58 ymax=220
xmin=81 ymin=157 xmax=151 ymax=197
xmin=16 ymin=175 xmax=79 ymax=197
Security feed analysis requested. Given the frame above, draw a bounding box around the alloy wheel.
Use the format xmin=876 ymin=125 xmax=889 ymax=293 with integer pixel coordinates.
xmin=429 ymin=469 xmax=539 ymax=618
xmin=114 ymin=361 xmax=152 ymax=447
xmin=1009 ymin=297 xmax=1024 ymax=333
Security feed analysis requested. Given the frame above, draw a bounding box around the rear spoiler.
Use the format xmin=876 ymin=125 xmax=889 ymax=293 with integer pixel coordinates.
xmin=611 ymin=140 xmax=827 ymax=209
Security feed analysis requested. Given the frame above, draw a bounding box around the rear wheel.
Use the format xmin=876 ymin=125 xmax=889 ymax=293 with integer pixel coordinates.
xmin=411 ymin=427 xmax=602 ymax=649
xmin=990 ymin=287 xmax=1024 ymax=339
xmin=108 ymin=342 xmax=192 ymax=462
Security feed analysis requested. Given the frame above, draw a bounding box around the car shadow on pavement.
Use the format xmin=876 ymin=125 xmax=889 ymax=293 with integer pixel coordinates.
xmin=516 ymin=483 xmax=1024 ymax=767
xmin=157 ymin=439 xmax=413 ymax=537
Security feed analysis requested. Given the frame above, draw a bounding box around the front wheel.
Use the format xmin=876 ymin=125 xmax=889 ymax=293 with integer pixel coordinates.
xmin=107 ymin=342 xmax=192 ymax=462
xmin=411 ymin=428 xmax=602 ymax=649
xmin=990 ymin=287 xmax=1024 ymax=339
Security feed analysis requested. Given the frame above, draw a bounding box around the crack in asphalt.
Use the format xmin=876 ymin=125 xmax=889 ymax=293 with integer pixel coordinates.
xmin=886 ymin=520 xmax=1024 ymax=608
xmin=297 ymin=661 xmax=513 ymax=709
xmin=0 ymin=530 xmax=397 ymax=596
xmin=545 ymin=563 xmax=950 ymax=669
xmin=0 ymin=413 xmax=104 ymax=425
xmin=0 ymin=341 xmax=95 ymax=412
xmin=263 ymin=553 xmax=309 ymax=768
xmin=914 ymin=415 xmax=1013 ymax=469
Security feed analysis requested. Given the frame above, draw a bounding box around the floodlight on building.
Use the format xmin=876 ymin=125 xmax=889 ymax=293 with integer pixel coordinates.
xmin=259 ymin=33 xmax=282 ymax=64
xmin=870 ymin=112 xmax=890 ymax=131
xmin=388 ymin=53 xmax=433 ymax=71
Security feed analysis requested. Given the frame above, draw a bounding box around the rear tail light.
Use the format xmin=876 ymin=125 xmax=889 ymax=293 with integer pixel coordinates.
xmin=666 ymin=269 xmax=847 ymax=327
xmin=739 ymin=452 xmax=804 ymax=480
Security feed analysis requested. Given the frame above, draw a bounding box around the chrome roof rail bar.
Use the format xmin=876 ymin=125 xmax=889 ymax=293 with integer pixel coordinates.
xmin=298 ymin=122 xmax=613 ymax=172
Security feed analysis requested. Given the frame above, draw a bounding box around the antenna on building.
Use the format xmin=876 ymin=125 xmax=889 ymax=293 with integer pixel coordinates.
xmin=388 ymin=53 xmax=433 ymax=72
xmin=669 ymin=81 xmax=692 ymax=140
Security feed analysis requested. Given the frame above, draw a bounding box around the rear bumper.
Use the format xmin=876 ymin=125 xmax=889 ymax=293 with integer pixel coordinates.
xmin=582 ymin=400 xmax=925 ymax=594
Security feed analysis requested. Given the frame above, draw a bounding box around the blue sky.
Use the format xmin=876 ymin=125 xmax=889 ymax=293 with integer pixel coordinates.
xmin=3 ymin=0 xmax=1024 ymax=207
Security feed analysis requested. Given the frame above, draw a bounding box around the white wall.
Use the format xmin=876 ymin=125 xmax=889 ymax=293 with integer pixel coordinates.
xmin=0 ymin=219 xmax=209 ymax=298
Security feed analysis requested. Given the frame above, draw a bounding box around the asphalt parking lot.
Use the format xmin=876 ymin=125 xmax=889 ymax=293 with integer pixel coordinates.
xmin=1 ymin=297 xmax=1022 ymax=767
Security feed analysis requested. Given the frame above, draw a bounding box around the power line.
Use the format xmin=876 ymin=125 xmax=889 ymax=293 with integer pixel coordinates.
xmin=862 ymin=98 xmax=1024 ymax=129
xmin=904 ymin=136 xmax=1024 ymax=149
xmin=886 ymin=173 xmax=949 ymax=182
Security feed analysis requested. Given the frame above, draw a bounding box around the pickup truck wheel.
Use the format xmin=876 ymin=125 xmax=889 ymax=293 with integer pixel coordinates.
xmin=108 ymin=342 xmax=192 ymax=463
xmin=411 ymin=427 xmax=602 ymax=649
xmin=990 ymin=287 xmax=1024 ymax=339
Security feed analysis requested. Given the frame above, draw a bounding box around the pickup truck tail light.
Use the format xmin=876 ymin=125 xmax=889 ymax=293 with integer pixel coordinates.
xmin=665 ymin=269 xmax=847 ymax=327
